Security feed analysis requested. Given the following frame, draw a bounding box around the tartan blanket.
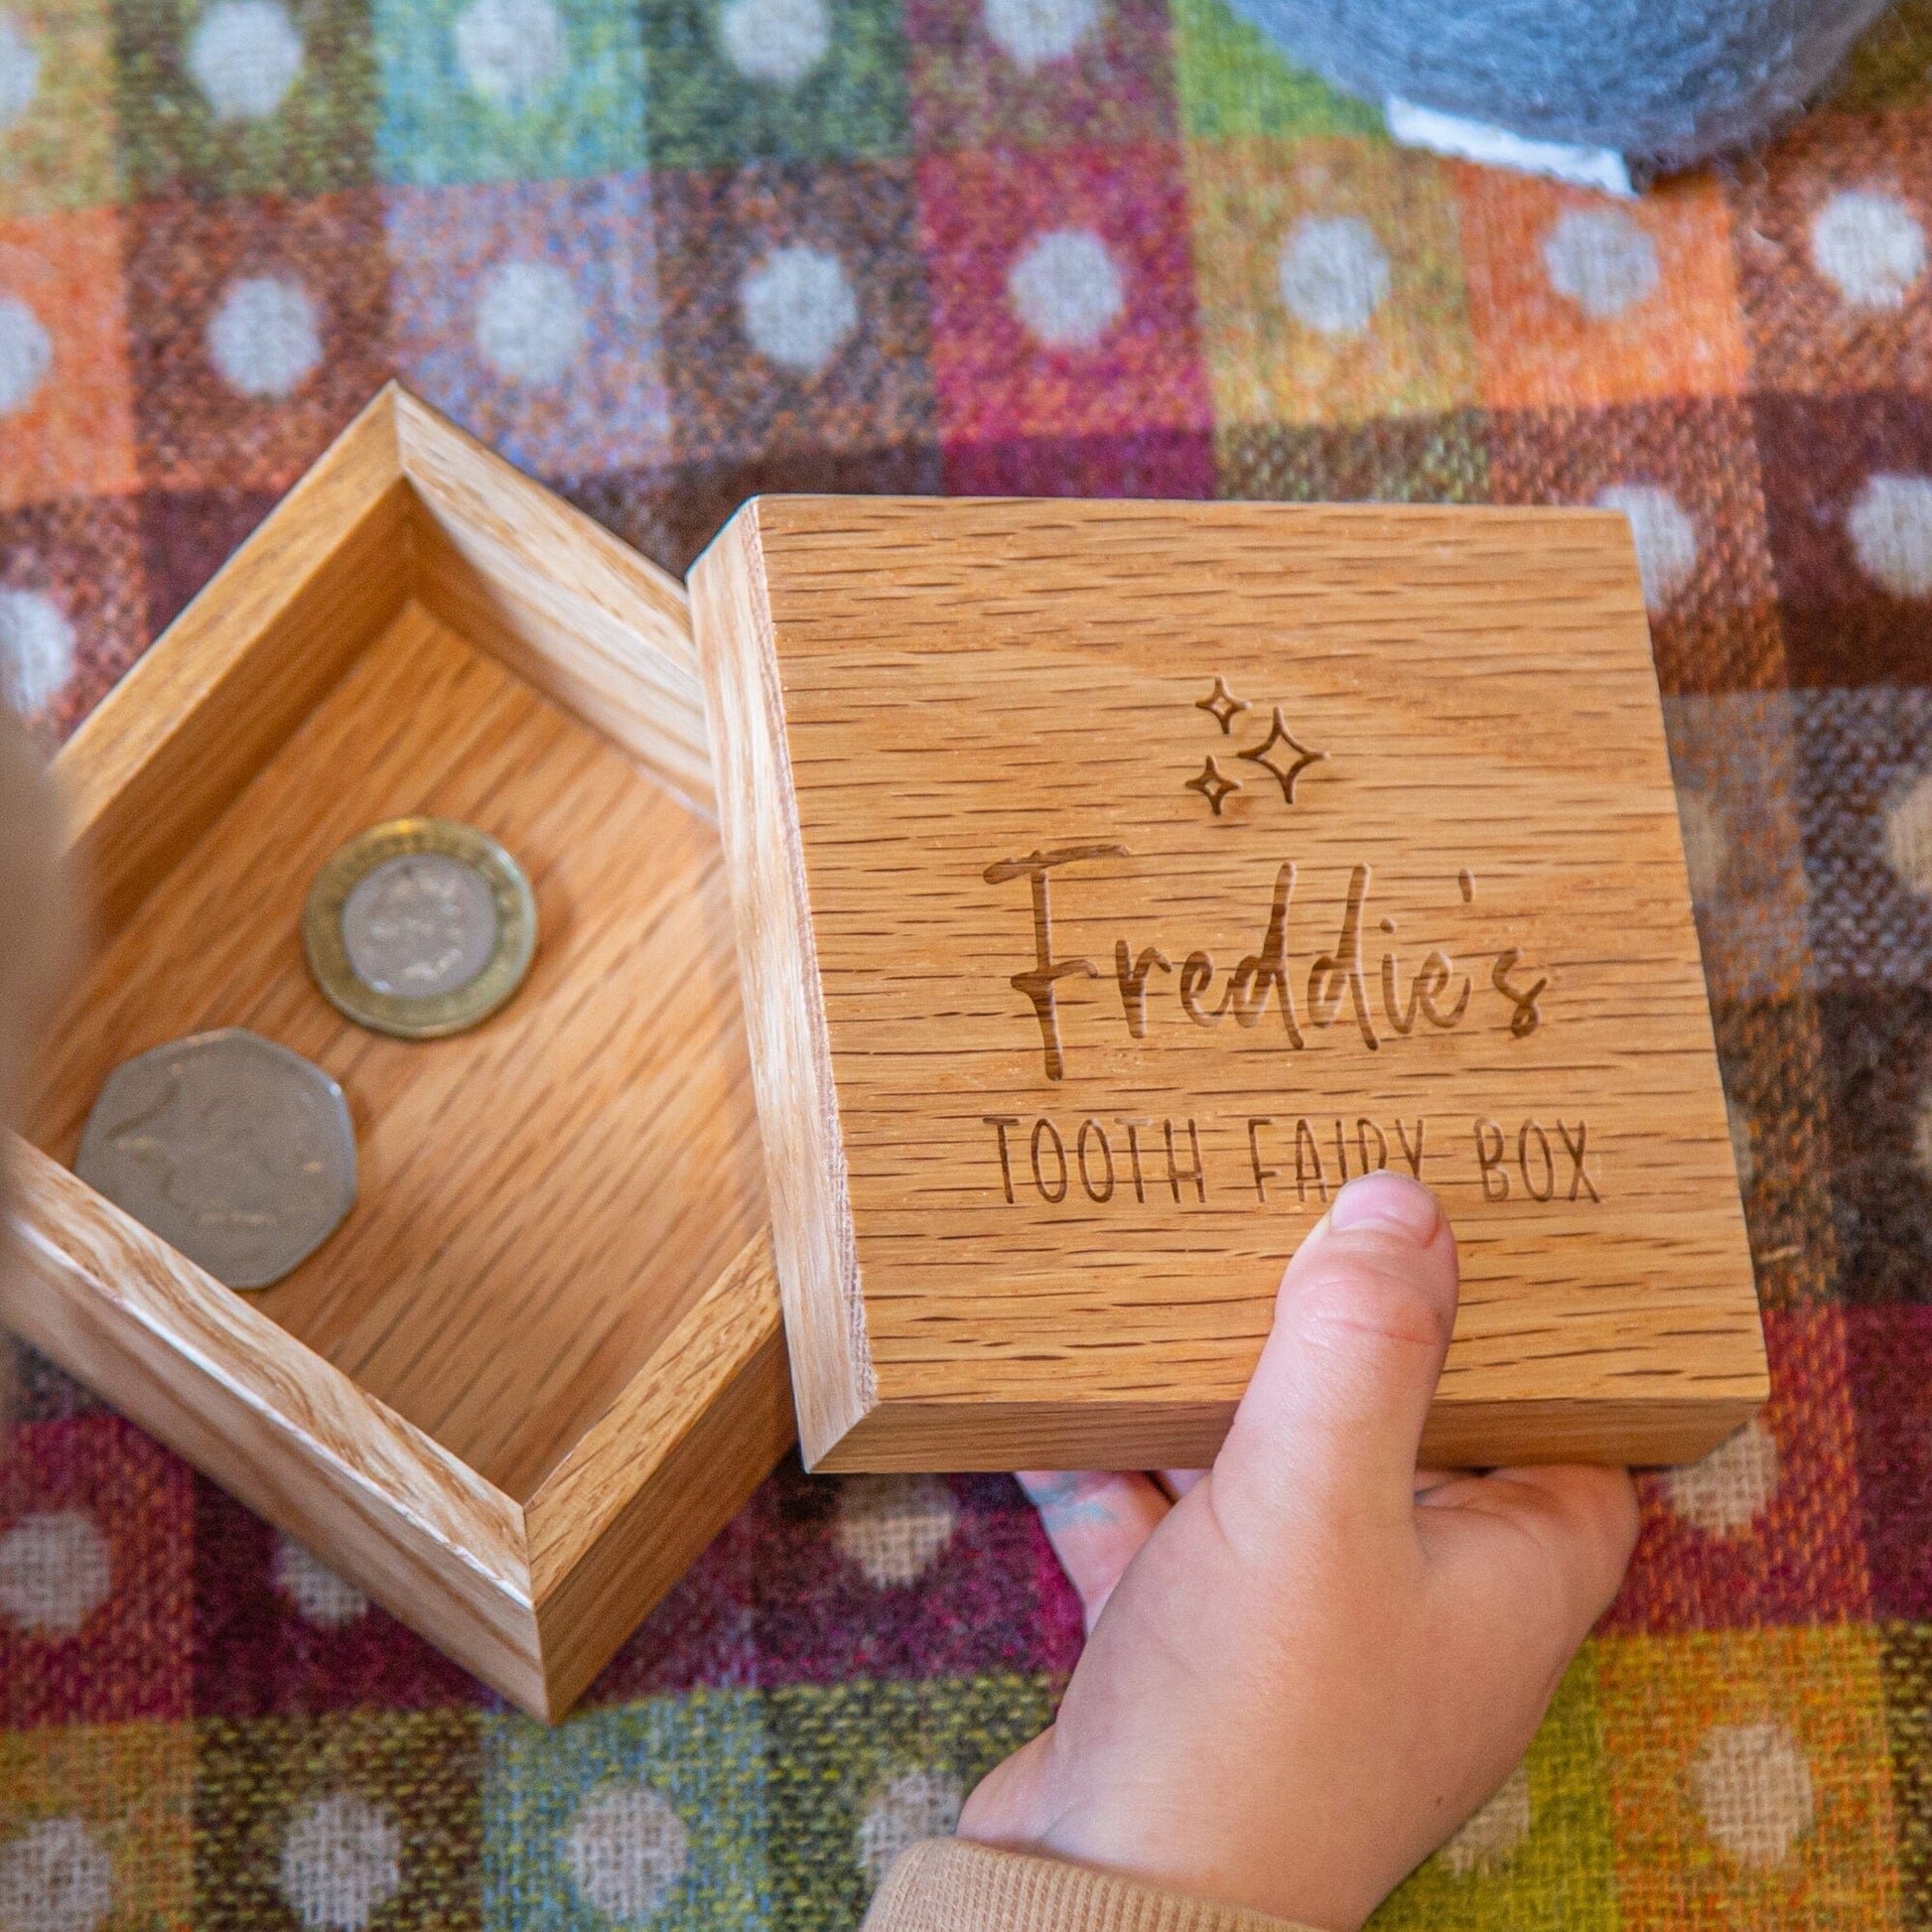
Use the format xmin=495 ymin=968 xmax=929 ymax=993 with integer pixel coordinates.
xmin=6 ymin=0 xmax=1932 ymax=1923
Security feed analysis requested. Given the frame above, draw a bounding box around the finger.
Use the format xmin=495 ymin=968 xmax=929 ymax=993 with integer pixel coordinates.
xmin=1216 ymin=1172 xmax=1459 ymax=1539
xmin=1157 ymin=1469 xmax=1207 ymax=1499
xmin=959 ymin=1726 xmax=1059 ymax=1848
xmin=1479 ymin=1463 xmax=1641 ymax=1627
xmin=1018 ymin=1470 xmax=1171 ymax=1633
xmin=1427 ymin=1462 xmax=1641 ymax=1645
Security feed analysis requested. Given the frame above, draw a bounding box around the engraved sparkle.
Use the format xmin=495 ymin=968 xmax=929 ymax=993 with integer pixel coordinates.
xmin=1237 ymin=707 xmax=1324 ymax=804
xmin=1185 ymin=756 xmax=1240 ymax=816
xmin=1194 ymin=675 xmax=1249 ymax=735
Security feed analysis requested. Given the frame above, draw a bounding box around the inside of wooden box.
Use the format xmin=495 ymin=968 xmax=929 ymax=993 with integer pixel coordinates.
xmin=32 ymin=483 xmax=766 ymax=1500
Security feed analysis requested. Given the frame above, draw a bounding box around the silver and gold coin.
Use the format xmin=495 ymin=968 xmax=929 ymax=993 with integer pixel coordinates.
xmin=304 ymin=818 xmax=536 ymax=1040
xmin=76 ymin=1029 xmax=356 ymax=1291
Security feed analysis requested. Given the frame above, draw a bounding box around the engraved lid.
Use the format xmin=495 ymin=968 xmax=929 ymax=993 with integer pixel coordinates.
xmin=689 ymin=495 xmax=1763 ymax=1476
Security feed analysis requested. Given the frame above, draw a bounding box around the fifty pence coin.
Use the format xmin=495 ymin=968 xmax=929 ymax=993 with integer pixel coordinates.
xmin=75 ymin=1028 xmax=356 ymax=1292
xmin=303 ymin=817 xmax=537 ymax=1040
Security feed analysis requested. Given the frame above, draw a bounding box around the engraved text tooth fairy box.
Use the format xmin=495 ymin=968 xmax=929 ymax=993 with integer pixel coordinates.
xmin=689 ymin=495 xmax=1768 ymax=1475
xmin=2 ymin=386 xmax=791 ymax=1721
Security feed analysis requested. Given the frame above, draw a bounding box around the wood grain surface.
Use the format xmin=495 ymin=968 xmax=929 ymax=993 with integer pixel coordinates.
xmin=56 ymin=392 xmax=412 ymax=941
xmin=3 ymin=1141 xmax=546 ymax=1707
xmin=32 ymin=597 xmax=768 ymax=1496
xmin=692 ymin=495 xmax=1767 ymax=1473
xmin=396 ymin=389 xmax=714 ymax=818
xmin=11 ymin=385 xmax=790 ymax=1718
xmin=525 ymin=1227 xmax=789 ymax=1712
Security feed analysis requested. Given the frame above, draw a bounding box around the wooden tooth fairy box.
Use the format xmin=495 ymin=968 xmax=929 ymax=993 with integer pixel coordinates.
xmin=3 ymin=386 xmax=789 ymax=1721
xmin=691 ymin=495 xmax=1767 ymax=1474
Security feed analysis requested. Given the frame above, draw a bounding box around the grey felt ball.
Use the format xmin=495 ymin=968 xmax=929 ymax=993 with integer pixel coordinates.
xmin=1222 ymin=0 xmax=1896 ymax=176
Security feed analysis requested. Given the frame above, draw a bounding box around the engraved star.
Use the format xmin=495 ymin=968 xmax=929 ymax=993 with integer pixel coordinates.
xmin=1186 ymin=756 xmax=1241 ymax=816
xmin=1238 ymin=707 xmax=1325 ymax=804
xmin=1194 ymin=675 xmax=1249 ymax=735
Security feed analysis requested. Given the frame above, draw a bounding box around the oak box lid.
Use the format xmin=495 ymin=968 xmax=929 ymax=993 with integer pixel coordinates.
xmin=689 ymin=494 xmax=1767 ymax=1475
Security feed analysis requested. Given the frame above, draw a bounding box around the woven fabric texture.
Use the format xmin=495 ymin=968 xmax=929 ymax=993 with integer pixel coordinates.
xmin=6 ymin=1 xmax=1932 ymax=1927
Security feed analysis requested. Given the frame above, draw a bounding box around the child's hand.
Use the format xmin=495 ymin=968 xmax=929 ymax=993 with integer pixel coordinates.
xmin=960 ymin=1171 xmax=1639 ymax=1931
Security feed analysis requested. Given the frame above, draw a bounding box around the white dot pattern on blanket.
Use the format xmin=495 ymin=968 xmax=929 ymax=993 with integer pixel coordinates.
xmin=1666 ymin=1416 xmax=1779 ymax=1536
xmin=278 ymin=1794 xmax=401 ymax=1932
xmin=0 ymin=1511 xmax=111 ymax=1637
xmin=0 ymin=13 xmax=41 ymax=133
xmin=0 ymin=295 xmax=51 ymax=415
xmin=982 ymin=0 xmax=1099 ymax=69
xmin=1675 ymin=788 xmax=1727 ymax=909
xmin=1885 ymin=768 xmax=1932 ymax=897
xmin=0 ymin=1816 xmax=114 ymax=1932
xmin=1278 ymin=214 xmax=1389 ymax=338
xmin=1693 ymin=1722 xmax=1813 ymax=1866
xmin=0 ymin=588 xmax=74 ymax=720
xmin=1008 ymin=228 xmax=1124 ymax=349
xmin=1849 ymin=473 xmax=1932 ymax=599
xmin=835 ymin=1474 xmax=958 ymax=1586
xmin=564 ymin=1782 xmax=689 ymax=1920
xmin=454 ymin=0 xmax=568 ymax=109
xmin=1542 ymin=207 xmax=1658 ymax=320
xmin=1725 ymin=1094 xmax=1756 ymax=1195
xmin=189 ymin=0 xmax=305 ymax=121
xmin=1811 ymin=189 xmax=1925 ymax=310
xmin=475 ymin=259 xmax=587 ymax=385
xmin=1596 ymin=483 xmax=1697 ymax=613
xmin=207 ymin=274 xmax=322 ymax=399
xmin=1440 ymin=1761 xmax=1532 ymax=1875
xmin=857 ymin=1770 xmax=962 ymax=1886
xmin=740 ymin=244 xmax=858 ymax=374
xmin=274 ymin=1535 xmax=370 ymax=1628
xmin=717 ymin=0 xmax=832 ymax=86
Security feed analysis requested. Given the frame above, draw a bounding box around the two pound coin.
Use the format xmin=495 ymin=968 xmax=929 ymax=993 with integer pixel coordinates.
xmin=304 ymin=818 xmax=536 ymax=1040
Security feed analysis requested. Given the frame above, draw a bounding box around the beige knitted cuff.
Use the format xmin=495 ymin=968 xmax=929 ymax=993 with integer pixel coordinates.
xmin=861 ymin=1838 xmax=1316 ymax=1932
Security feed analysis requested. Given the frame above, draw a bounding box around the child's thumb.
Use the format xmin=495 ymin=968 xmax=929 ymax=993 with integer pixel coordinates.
xmin=1215 ymin=1172 xmax=1459 ymax=1540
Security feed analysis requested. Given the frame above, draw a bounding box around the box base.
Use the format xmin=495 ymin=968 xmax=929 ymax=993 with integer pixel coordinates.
xmin=8 ymin=386 xmax=790 ymax=1720
xmin=32 ymin=597 xmax=766 ymax=1500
